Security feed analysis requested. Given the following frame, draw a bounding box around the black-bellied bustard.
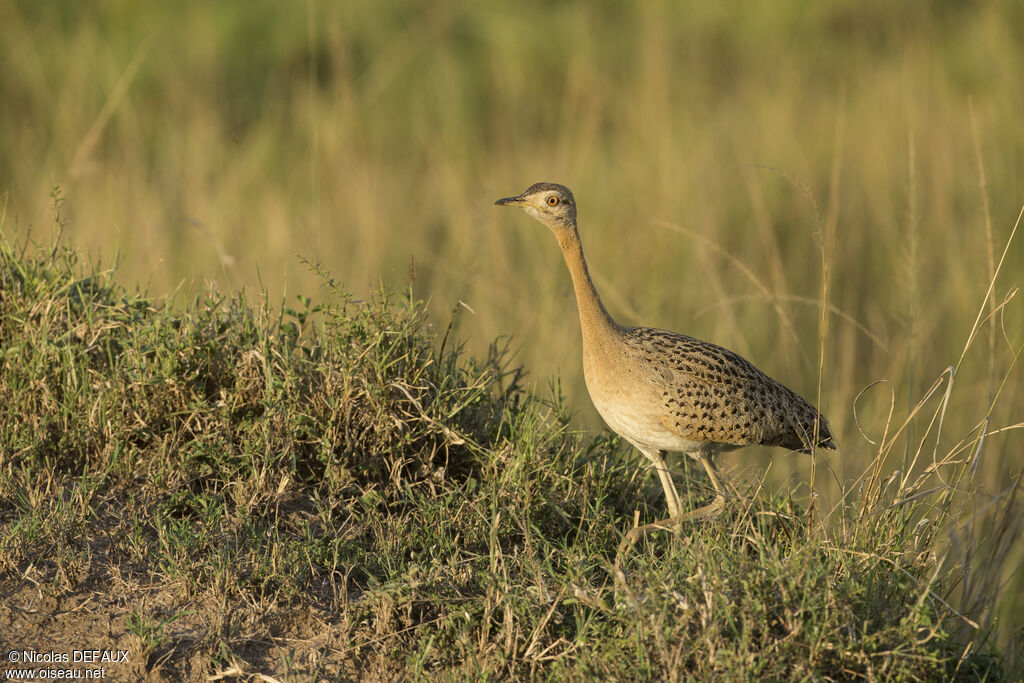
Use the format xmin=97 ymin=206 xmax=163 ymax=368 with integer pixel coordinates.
xmin=495 ymin=182 xmax=835 ymax=545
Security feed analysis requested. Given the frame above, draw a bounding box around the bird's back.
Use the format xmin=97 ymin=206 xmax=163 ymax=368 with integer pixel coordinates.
xmin=597 ymin=326 xmax=834 ymax=455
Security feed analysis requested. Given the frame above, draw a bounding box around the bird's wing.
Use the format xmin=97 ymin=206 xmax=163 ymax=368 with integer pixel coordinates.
xmin=626 ymin=327 xmax=834 ymax=451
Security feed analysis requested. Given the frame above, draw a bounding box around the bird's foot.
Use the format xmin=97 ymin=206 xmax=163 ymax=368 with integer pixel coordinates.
xmin=616 ymin=495 xmax=726 ymax=559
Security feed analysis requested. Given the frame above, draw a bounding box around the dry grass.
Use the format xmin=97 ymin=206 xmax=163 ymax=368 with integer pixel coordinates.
xmin=1 ymin=1 xmax=1023 ymax=678
xmin=0 ymin=232 xmax=1019 ymax=679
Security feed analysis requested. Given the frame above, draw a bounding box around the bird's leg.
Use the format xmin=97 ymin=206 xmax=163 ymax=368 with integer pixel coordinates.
xmin=644 ymin=449 xmax=682 ymax=518
xmin=680 ymin=454 xmax=727 ymax=520
xmin=621 ymin=453 xmax=727 ymax=547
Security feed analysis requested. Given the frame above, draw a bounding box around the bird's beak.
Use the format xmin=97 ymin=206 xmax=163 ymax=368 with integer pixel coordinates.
xmin=494 ymin=194 xmax=526 ymax=207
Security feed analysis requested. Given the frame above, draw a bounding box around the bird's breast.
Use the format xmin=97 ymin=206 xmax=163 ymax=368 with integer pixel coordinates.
xmin=582 ymin=342 xmax=680 ymax=452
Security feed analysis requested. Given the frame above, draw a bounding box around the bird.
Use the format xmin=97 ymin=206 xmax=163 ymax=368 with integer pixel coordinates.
xmin=495 ymin=182 xmax=835 ymax=544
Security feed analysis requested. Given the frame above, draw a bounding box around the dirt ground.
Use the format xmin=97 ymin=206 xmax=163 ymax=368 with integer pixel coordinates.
xmin=0 ymin=574 xmax=400 ymax=681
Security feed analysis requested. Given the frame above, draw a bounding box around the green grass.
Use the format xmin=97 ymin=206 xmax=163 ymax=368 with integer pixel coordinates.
xmin=2 ymin=1 xmax=1023 ymax=678
xmin=2 ymin=1 xmax=1021 ymax=488
xmin=0 ymin=231 xmax=1018 ymax=679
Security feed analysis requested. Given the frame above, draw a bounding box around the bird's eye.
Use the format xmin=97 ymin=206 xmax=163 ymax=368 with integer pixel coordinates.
xmin=547 ymin=196 xmax=559 ymax=206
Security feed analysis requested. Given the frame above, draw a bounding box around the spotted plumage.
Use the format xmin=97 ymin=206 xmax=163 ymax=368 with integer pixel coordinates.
xmin=495 ymin=182 xmax=835 ymax=543
xmin=622 ymin=327 xmax=833 ymax=453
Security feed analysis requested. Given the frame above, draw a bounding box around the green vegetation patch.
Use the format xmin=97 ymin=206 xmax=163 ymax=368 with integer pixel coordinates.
xmin=0 ymin=233 xmax=1011 ymax=680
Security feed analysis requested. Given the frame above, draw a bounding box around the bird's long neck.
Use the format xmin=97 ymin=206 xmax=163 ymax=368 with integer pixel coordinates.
xmin=556 ymin=226 xmax=618 ymax=343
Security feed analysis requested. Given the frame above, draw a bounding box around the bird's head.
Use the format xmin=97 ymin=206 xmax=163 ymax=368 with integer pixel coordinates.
xmin=495 ymin=182 xmax=577 ymax=233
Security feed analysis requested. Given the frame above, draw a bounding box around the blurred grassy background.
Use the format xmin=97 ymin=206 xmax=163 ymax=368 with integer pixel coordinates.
xmin=2 ymin=0 xmax=1022 ymax=501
